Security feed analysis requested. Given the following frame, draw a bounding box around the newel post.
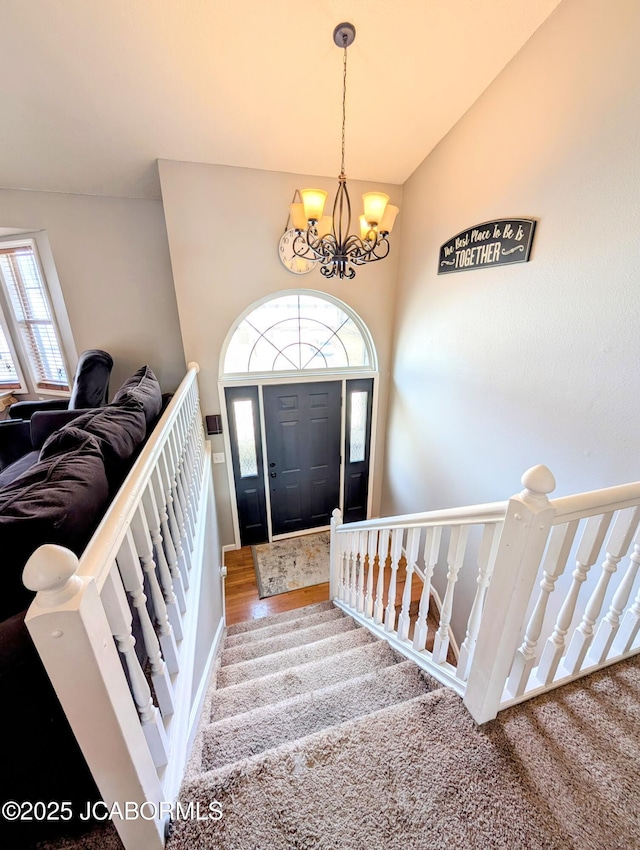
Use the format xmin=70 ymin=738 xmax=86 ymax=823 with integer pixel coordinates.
xmin=464 ymin=465 xmax=557 ymax=724
xmin=330 ymin=508 xmax=343 ymax=600
xmin=23 ymin=544 xmax=166 ymax=850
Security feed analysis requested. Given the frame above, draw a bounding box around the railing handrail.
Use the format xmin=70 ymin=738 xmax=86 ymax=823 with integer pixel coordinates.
xmin=335 ymin=500 xmax=508 ymax=533
xmin=550 ymin=480 xmax=640 ymax=523
xmin=76 ymin=362 xmax=200 ymax=590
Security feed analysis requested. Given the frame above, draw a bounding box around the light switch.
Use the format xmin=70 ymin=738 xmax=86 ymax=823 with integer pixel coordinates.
xmin=212 ymin=452 xmax=225 ymax=464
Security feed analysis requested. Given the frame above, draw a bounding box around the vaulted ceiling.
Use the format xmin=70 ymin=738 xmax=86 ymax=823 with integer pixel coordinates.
xmin=0 ymin=0 xmax=563 ymax=199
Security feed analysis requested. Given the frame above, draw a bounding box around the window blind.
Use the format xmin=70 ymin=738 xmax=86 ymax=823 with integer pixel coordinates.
xmin=0 ymin=323 xmax=21 ymax=389
xmin=0 ymin=245 xmax=69 ymax=391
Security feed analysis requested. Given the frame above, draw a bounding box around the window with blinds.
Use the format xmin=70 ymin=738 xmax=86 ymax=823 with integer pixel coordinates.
xmin=0 ymin=323 xmax=22 ymax=389
xmin=0 ymin=243 xmax=69 ymax=392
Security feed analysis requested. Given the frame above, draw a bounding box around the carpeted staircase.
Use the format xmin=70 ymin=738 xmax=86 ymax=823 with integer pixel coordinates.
xmin=166 ymin=602 xmax=640 ymax=850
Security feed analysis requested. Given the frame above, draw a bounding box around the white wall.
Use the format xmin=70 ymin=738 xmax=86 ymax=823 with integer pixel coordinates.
xmin=383 ymin=0 xmax=640 ymax=635
xmin=159 ymin=160 xmax=402 ymax=547
xmin=0 ymin=188 xmax=186 ymax=393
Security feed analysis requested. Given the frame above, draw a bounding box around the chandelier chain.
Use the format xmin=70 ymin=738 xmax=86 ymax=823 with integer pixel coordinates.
xmin=341 ymin=41 xmax=347 ymax=178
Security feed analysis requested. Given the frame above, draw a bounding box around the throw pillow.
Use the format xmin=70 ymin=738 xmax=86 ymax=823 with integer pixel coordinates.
xmin=0 ymin=433 xmax=110 ymax=621
xmin=112 ymin=365 xmax=162 ymax=426
xmin=41 ymin=401 xmax=147 ymax=491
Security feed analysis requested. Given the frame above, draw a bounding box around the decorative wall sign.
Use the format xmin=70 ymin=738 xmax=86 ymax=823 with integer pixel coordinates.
xmin=438 ymin=219 xmax=536 ymax=274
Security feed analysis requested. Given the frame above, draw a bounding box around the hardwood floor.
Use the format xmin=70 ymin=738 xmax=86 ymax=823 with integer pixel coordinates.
xmin=224 ymin=546 xmax=457 ymax=667
xmin=224 ymin=545 xmax=330 ymax=626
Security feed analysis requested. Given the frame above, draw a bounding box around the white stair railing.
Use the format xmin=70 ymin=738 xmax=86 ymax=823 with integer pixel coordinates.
xmin=331 ymin=489 xmax=510 ymax=697
xmin=331 ymin=465 xmax=640 ymax=724
xmin=22 ymin=363 xmax=225 ymax=850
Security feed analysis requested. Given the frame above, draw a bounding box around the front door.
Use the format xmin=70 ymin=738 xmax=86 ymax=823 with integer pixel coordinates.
xmin=263 ymin=381 xmax=341 ymax=536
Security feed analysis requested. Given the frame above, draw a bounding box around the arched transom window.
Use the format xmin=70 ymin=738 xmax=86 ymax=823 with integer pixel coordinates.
xmin=222 ymin=292 xmax=375 ymax=376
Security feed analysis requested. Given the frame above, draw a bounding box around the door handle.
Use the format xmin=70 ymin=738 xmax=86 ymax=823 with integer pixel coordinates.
xmin=270 ymin=472 xmax=277 ymax=478
xmin=269 ymin=462 xmax=276 ymax=467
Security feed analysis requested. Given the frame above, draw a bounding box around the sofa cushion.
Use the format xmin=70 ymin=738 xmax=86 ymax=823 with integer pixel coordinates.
xmin=30 ymin=407 xmax=96 ymax=450
xmin=113 ymin=365 xmax=162 ymax=426
xmin=0 ymin=431 xmax=109 ymax=621
xmin=0 ymin=450 xmax=40 ymax=490
xmin=43 ymin=400 xmax=147 ymax=490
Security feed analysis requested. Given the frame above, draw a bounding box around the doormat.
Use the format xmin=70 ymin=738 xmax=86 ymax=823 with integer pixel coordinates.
xmin=252 ymin=532 xmax=330 ymax=599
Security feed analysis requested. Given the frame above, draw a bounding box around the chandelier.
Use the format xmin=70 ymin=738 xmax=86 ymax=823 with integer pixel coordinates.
xmin=289 ymin=23 xmax=400 ymax=281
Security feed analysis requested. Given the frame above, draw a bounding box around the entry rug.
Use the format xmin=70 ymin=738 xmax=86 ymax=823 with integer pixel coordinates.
xmin=252 ymin=532 xmax=330 ymax=598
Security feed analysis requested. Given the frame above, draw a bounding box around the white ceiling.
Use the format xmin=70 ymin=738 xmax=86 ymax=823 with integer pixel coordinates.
xmin=0 ymin=0 xmax=563 ymax=200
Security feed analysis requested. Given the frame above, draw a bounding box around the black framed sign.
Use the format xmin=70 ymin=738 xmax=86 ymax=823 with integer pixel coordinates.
xmin=438 ymin=219 xmax=536 ymax=275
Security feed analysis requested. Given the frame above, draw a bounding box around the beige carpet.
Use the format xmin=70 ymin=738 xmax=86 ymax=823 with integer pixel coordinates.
xmin=252 ymin=531 xmax=330 ymax=597
xmin=167 ymin=604 xmax=640 ymax=850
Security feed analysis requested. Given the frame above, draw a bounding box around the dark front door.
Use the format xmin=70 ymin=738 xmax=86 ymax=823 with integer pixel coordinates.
xmin=263 ymin=381 xmax=341 ymax=536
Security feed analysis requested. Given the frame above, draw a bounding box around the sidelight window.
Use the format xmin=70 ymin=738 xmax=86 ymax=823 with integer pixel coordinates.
xmin=233 ymin=399 xmax=259 ymax=478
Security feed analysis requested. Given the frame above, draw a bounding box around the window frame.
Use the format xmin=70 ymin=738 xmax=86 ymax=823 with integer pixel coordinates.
xmin=220 ymin=289 xmax=377 ymax=379
xmin=0 ymin=236 xmax=73 ymax=397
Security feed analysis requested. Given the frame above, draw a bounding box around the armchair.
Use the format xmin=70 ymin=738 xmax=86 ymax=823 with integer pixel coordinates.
xmin=8 ymin=349 xmax=113 ymax=421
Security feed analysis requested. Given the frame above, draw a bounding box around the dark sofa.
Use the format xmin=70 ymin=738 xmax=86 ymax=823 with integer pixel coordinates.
xmin=0 ymin=365 xmax=165 ymax=845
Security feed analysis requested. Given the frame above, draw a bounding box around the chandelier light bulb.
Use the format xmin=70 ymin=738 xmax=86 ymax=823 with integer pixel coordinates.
xmin=300 ymin=189 xmax=328 ymax=222
xmin=379 ymin=204 xmax=400 ymax=235
xmin=290 ymin=202 xmax=309 ymax=231
xmin=359 ymin=214 xmax=373 ymax=241
xmin=362 ymin=192 xmax=389 ymax=226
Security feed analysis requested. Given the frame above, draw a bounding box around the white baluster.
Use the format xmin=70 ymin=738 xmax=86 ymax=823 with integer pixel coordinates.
xmin=338 ymin=532 xmax=349 ymax=604
xmin=151 ymin=466 xmax=187 ymax=591
xmin=565 ymin=507 xmax=640 ymax=673
xmin=184 ymin=410 xmax=201 ymax=510
xmin=160 ymin=448 xmax=191 ymax=573
xmin=591 ymin=538 xmax=640 ymax=662
xmin=374 ymin=529 xmax=390 ymax=625
xmin=506 ymin=521 xmax=578 ymax=696
xmin=433 ymin=525 xmax=470 ymax=664
xmin=142 ymin=483 xmax=185 ymax=639
xmin=131 ymin=506 xmax=179 ymax=674
xmin=349 ymin=534 xmax=357 ymax=609
xmin=364 ymin=530 xmax=378 ymax=619
xmin=384 ymin=529 xmax=404 ymax=633
xmin=356 ymin=531 xmax=367 ymax=613
xmin=174 ymin=428 xmax=196 ymax=544
xmin=178 ymin=411 xmax=199 ymax=527
xmin=164 ymin=436 xmax=191 ymax=561
xmin=413 ymin=526 xmax=442 ymax=652
xmin=339 ymin=537 xmax=349 ymax=603
xmin=116 ymin=530 xmax=174 ymax=718
xmin=457 ymin=522 xmax=503 ymax=682
xmin=538 ymin=512 xmax=612 ymax=685
xmin=101 ymin=567 xmax=169 ymax=768
xmin=329 ymin=508 xmax=343 ymax=600
xmin=612 ymin=571 xmax=640 ymax=656
xmin=397 ymin=527 xmax=421 ymax=642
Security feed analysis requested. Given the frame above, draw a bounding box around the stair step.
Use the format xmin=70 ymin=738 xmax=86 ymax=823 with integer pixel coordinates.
xmin=209 ymin=640 xmax=405 ymax=721
xmin=201 ymin=661 xmax=438 ymax=770
xmin=225 ymin=600 xmax=335 ymax=637
xmin=217 ymin=626 xmax=375 ymax=688
xmin=225 ymin=606 xmax=343 ymax=649
xmin=172 ymin=690 xmax=460 ymax=850
xmin=220 ymin=614 xmax=354 ymax=667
